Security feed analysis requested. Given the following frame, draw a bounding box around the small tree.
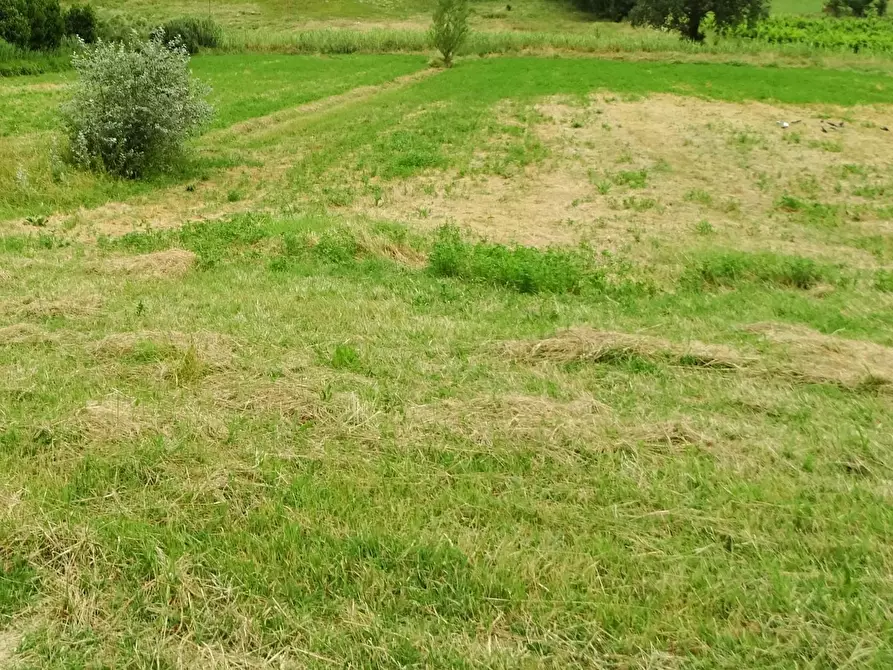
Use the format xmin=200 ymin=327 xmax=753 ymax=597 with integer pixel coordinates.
xmin=64 ymin=4 xmax=98 ymax=44
xmin=0 ymin=0 xmax=29 ymax=49
xmin=62 ymin=36 xmax=213 ymax=178
xmin=631 ymin=0 xmax=768 ymax=41
xmin=431 ymin=0 xmax=469 ymax=68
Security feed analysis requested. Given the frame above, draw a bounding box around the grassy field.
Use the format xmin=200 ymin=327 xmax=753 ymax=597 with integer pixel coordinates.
xmin=3 ymin=13 xmax=893 ymax=670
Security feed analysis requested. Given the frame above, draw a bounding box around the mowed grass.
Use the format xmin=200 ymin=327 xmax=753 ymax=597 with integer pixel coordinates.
xmin=2 ymin=53 xmax=893 ymax=667
xmin=90 ymin=0 xmax=590 ymax=30
xmin=4 ymin=55 xmax=893 ymax=222
xmin=0 ymin=54 xmax=427 ymax=220
xmin=2 ymin=212 xmax=893 ymax=668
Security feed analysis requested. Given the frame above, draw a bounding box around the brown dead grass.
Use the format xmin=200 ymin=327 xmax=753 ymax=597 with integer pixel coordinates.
xmin=746 ymin=322 xmax=893 ymax=389
xmin=504 ymin=326 xmax=749 ymax=369
xmin=91 ymin=330 xmax=238 ymax=369
xmin=0 ymin=322 xmax=54 ymax=345
xmin=204 ymin=372 xmax=320 ymax=420
xmin=75 ymin=394 xmax=153 ymax=442
xmin=626 ymin=420 xmax=713 ymax=451
xmin=1 ymin=295 xmax=101 ymax=319
xmin=404 ymin=393 xmax=610 ymax=451
xmin=97 ymin=249 xmax=197 ymax=279
xmin=0 ymin=627 xmax=23 ymax=668
xmin=354 ymin=94 xmax=893 ymax=265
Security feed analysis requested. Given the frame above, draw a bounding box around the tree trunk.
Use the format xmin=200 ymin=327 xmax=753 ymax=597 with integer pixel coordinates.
xmin=685 ymin=10 xmax=705 ymax=41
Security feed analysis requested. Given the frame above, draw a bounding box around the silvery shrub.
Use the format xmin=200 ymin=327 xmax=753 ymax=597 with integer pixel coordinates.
xmin=62 ymin=35 xmax=213 ymax=178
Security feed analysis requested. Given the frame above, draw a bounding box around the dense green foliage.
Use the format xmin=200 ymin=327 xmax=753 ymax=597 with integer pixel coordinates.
xmin=631 ymin=0 xmax=769 ymax=40
xmin=160 ymin=16 xmax=222 ymax=54
xmin=24 ymin=0 xmax=64 ymax=50
xmin=0 ymin=0 xmax=64 ymax=51
xmin=824 ymin=0 xmax=887 ymax=16
xmin=574 ymin=0 xmax=637 ymax=20
xmin=64 ymin=4 xmax=98 ymax=44
xmin=732 ymin=14 xmax=893 ymax=51
xmin=0 ymin=0 xmax=28 ymax=49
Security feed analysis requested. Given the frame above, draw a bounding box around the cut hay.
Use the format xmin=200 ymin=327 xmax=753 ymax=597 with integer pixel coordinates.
xmin=505 ymin=327 xmax=748 ymax=369
xmin=624 ymin=420 xmax=712 ymax=451
xmin=404 ymin=393 xmax=609 ymax=448
xmin=746 ymin=322 xmax=893 ymax=389
xmin=92 ymin=330 xmax=237 ymax=369
xmin=0 ymin=322 xmax=53 ymax=345
xmin=203 ymin=374 xmax=381 ymax=438
xmin=75 ymin=395 xmax=152 ymax=442
xmin=204 ymin=373 xmax=320 ymax=420
xmin=2 ymin=296 xmax=101 ymax=319
xmin=98 ymin=249 xmax=197 ymax=279
xmin=0 ymin=628 xmax=23 ymax=668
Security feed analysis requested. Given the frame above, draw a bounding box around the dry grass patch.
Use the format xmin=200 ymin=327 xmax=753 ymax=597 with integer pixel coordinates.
xmin=406 ymin=393 xmax=610 ymax=447
xmin=1 ymin=295 xmax=101 ymax=320
xmin=625 ymin=419 xmax=713 ymax=451
xmin=91 ymin=330 xmax=238 ymax=369
xmin=0 ymin=322 xmax=54 ymax=345
xmin=74 ymin=394 xmax=156 ymax=442
xmin=504 ymin=326 xmax=750 ymax=369
xmin=204 ymin=372 xmax=320 ymax=420
xmin=746 ymin=322 xmax=893 ymax=389
xmin=97 ymin=248 xmax=197 ymax=279
xmin=354 ymin=94 xmax=893 ymax=265
xmin=0 ymin=628 xmax=23 ymax=668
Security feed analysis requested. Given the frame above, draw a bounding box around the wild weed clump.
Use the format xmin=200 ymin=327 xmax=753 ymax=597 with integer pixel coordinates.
xmin=682 ymin=250 xmax=831 ymax=290
xmin=428 ymin=225 xmax=601 ymax=294
xmin=61 ymin=35 xmax=213 ymax=178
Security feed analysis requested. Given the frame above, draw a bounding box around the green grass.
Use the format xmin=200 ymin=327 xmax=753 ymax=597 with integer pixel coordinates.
xmin=3 ymin=49 xmax=893 ymax=666
xmin=2 ymin=213 xmax=893 ymax=667
xmin=770 ymin=0 xmax=825 ymax=13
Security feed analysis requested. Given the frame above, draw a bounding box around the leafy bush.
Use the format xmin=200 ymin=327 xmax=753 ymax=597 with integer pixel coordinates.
xmin=64 ymin=4 xmax=97 ymax=43
xmin=0 ymin=0 xmax=28 ymax=49
xmin=574 ymin=0 xmax=636 ymax=21
xmin=430 ymin=0 xmax=469 ymax=67
xmin=160 ymin=16 xmax=221 ymax=54
xmin=61 ymin=36 xmax=213 ymax=178
xmin=631 ymin=0 xmax=768 ymax=41
xmin=25 ymin=0 xmax=64 ymax=50
xmin=730 ymin=15 xmax=893 ymax=52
